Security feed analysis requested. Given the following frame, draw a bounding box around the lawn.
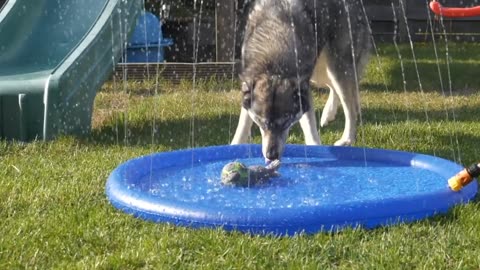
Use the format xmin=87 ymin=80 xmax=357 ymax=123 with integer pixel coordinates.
xmin=2 ymin=42 xmax=480 ymax=269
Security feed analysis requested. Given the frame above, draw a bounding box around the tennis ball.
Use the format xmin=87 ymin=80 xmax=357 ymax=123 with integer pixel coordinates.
xmin=221 ymin=161 xmax=249 ymax=186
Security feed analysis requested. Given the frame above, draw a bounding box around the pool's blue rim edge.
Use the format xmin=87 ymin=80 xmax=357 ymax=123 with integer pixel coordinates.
xmin=105 ymin=144 xmax=478 ymax=235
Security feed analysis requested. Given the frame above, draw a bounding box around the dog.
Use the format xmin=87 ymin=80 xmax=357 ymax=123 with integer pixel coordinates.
xmin=231 ymin=0 xmax=371 ymax=161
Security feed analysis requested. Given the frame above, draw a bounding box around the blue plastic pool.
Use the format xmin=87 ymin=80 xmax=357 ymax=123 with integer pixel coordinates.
xmin=106 ymin=144 xmax=477 ymax=235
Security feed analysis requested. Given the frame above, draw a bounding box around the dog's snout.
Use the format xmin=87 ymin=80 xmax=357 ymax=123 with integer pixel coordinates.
xmin=262 ymin=131 xmax=287 ymax=162
xmin=266 ymin=148 xmax=279 ymax=161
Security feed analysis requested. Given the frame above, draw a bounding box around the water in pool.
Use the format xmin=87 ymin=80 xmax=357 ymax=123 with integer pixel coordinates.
xmin=127 ymin=156 xmax=445 ymax=210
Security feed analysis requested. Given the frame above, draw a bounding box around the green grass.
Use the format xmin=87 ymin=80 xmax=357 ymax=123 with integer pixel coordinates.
xmin=2 ymin=42 xmax=480 ymax=269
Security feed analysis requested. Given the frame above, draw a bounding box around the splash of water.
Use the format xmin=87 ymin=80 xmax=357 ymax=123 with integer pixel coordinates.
xmin=398 ymin=0 xmax=440 ymax=156
xmin=142 ymin=3 xmax=151 ymax=82
xmin=286 ymin=0 xmax=311 ymax=160
xmin=286 ymin=0 xmax=303 ymax=112
xmin=398 ymin=0 xmax=439 ymax=155
xmin=427 ymin=1 xmax=462 ymax=163
xmin=109 ymin=15 xmax=120 ymax=145
xmin=227 ymin=1 xmax=239 ymax=145
xmin=118 ymin=6 xmax=130 ymax=145
xmin=391 ymin=2 xmax=411 ymax=125
xmin=190 ymin=0 xmax=205 ymax=167
xmin=359 ymin=0 xmax=398 ymax=123
xmin=343 ymin=0 xmax=368 ymax=168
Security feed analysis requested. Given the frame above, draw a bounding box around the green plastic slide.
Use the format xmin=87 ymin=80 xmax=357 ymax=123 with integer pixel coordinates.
xmin=0 ymin=0 xmax=142 ymax=141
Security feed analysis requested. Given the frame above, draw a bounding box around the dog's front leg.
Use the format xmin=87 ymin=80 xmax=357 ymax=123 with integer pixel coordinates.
xmin=299 ymin=107 xmax=321 ymax=145
xmin=231 ymin=107 xmax=253 ymax=144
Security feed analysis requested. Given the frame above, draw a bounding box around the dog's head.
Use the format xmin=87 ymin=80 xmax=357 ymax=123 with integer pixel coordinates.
xmin=241 ymin=74 xmax=310 ymax=161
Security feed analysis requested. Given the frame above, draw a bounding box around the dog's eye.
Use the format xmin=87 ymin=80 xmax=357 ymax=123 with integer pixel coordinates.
xmin=300 ymin=80 xmax=310 ymax=92
xmin=273 ymin=115 xmax=294 ymax=131
xmin=293 ymin=91 xmax=310 ymax=113
xmin=241 ymin=82 xmax=254 ymax=109
xmin=283 ymin=114 xmax=293 ymax=121
xmin=283 ymin=116 xmax=296 ymax=130
xmin=241 ymin=82 xmax=250 ymax=93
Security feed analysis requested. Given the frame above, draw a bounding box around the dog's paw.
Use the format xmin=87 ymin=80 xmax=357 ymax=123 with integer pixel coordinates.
xmin=305 ymin=138 xmax=321 ymax=145
xmin=334 ymin=138 xmax=354 ymax=146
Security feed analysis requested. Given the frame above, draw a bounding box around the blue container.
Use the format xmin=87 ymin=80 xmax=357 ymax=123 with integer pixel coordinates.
xmin=124 ymin=12 xmax=173 ymax=63
xmin=106 ymin=144 xmax=478 ymax=236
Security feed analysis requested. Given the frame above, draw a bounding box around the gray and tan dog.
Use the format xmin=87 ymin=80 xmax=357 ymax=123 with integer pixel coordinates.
xmin=231 ymin=0 xmax=371 ymax=161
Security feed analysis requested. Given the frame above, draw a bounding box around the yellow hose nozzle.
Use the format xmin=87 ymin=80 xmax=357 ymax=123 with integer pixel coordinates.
xmin=448 ymin=163 xmax=480 ymax=192
xmin=448 ymin=170 xmax=472 ymax=191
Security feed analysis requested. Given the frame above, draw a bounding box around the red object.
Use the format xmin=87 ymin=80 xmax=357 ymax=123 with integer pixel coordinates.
xmin=430 ymin=1 xmax=480 ymax=18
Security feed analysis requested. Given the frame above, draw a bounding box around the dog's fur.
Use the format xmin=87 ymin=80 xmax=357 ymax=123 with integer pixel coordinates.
xmin=231 ymin=0 xmax=371 ymax=160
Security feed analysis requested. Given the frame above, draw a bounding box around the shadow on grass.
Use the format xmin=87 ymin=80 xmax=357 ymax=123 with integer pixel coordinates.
xmin=362 ymin=61 xmax=480 ymax=93
xmin=361 ymin=104 xmax=480 ymax=124
xmin=88 ymin=114 xmax=244 ymax=149
xmin=86 ymin=105 xmax=480 ymax=160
